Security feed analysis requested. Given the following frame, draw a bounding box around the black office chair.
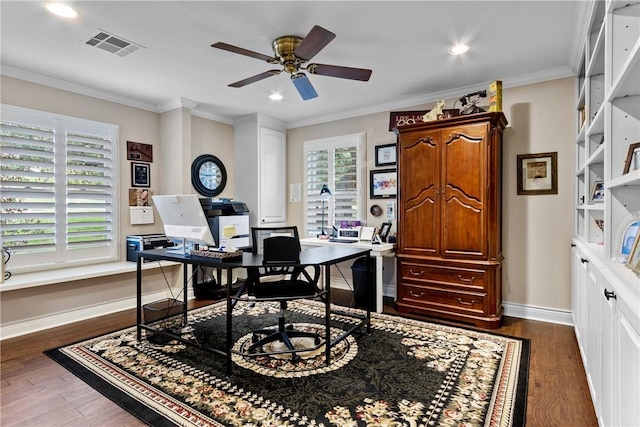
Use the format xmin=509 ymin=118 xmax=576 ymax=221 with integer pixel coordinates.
xmin=241 ymin=226 xmax=327 ymax=360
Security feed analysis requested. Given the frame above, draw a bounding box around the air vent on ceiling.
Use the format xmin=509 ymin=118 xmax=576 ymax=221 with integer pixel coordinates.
xmin=85 ymin=30 xmax=144 ymax=57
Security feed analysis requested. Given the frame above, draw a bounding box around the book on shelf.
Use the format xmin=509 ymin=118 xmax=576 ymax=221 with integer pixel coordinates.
xmin=489 ymin=80 xmax=502 ymax=112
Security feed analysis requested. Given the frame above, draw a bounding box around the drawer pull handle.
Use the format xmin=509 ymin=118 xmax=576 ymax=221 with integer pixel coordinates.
xmin=409 ymin=269 xmax=425 ymax=277
xmin=409 ymin=290 xmax=425 ymax=298
xmin=457 ymin=275 xmax=475 ymax=283
xmin=457 ymin=298 xmax=476 ymax=306
xmin=603 ymin=289 xmax=616 ymax=301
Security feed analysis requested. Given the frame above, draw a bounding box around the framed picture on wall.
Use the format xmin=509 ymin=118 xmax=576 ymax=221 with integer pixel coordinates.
xmin=375 ymin=143 xmax=397 ymax=166
xmin=517 ymin=152 xmax=558 ymax=195
xmin=131 ymin=162 xmax=150 ymax=187
xmin=370 ymin=169 xmax=397 ymax=199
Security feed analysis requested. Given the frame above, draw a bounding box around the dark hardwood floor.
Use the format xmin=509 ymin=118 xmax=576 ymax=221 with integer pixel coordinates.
xmin=1 ymin=291 xmax=597 ymax=427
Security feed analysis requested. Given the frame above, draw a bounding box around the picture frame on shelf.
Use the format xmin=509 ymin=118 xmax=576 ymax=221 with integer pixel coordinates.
xmin=612 ymin=211 xmax=640 ymax=263
xmin=622 ymin=142 xmax=640 ymax=174
xmin=378 ymin=222 xmax=392 ymax=242
xmin=625 ymin=232 xmax=640 ymax=273
xmin=589 ymin=180 xmax=605 ymax=203
xmin=516 ymin=152 xmax=558 ymax=195
xmin=370 ymin=169 xmax=397 ymax=199
xmin=375 ymin=143 xmax=397 ymax=166
xmin=131 ymin=162 xmax=150 ymax=187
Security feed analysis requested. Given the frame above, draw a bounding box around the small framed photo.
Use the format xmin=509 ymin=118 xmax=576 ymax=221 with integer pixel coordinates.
xmin=517 ymin=152 xmax=558 ymax=195
xmin=131 ymin=162 xmax=150 ymax=187
xmin=127 ymin=141 xmax=153 ymax=163
xmin=589 ymin=180 xmax=605 ymax=203
xmin=370 ymin=169 xmax=397 ymax=199
xmin=375 ymin=143 xmax=397 ymax=166
xmin=612 ymin=212 xmax=640 ymax=263
xmin=379 ymin=222 xmax=392 ymax=242
xmin=623 ymin=142 xmax=640 ymax=174
xmin=625 ymin=232 xmax=640 ymax=274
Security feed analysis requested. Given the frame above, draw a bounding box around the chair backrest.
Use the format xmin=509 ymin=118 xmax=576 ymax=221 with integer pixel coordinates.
xmin=251 ymin=226 xmax=300 ymax=255
xmin=263 ymin=236 xmax=300 ymax=264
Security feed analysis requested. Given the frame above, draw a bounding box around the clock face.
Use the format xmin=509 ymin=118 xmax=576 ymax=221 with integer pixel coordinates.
xmin=199 ymin=161 xmax=223 ymax=189
xmin=191 ymin=154 xmax=227 ymax=197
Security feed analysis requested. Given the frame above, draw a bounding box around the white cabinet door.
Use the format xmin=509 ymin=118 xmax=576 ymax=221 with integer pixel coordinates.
xmin=258 ymin=127 xmax=286 ymax=225
xmin=597 ymin=280 xmax=616 ymax=426
xmin=617 ymin=309 xmax=640 ymax=427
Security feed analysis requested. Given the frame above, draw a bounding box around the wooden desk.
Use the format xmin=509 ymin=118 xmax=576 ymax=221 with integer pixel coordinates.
xmin=299 ymin=238 xmax=396 ymax=313
xmin=136 ymin=245 xmax=371 ymax=374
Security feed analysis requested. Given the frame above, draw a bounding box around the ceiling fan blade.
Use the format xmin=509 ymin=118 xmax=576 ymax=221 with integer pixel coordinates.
xmin=291 ymin=73 xmax=318 ymax=100
xmin=229 ymin=70 xmax=281 ymax=88
xmin=294 ymin=25 xmax=336 ymax=61
xmin=308 ymin=63 xmax=372 ymax=81
xmin=211 ymin=42 xmax=276 ymax=63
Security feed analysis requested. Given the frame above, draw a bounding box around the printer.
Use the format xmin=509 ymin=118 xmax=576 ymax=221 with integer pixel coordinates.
xmin=199 ymin=198 xmax=250 ymax=249
xmin=126 ymin=234 xmax=175 ymax=262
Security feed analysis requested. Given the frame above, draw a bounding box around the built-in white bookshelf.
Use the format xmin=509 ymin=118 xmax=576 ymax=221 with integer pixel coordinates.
xmin=572 ymin=1 xmax=640 ymax=426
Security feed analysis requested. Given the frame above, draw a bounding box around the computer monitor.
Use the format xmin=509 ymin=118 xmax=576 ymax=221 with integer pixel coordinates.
xmin=152 ymin=194 xmax=216 ymax=249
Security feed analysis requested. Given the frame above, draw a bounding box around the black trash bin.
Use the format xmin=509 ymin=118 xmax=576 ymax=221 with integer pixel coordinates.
xmin=351 ymin=257 xmax=376 ymax=310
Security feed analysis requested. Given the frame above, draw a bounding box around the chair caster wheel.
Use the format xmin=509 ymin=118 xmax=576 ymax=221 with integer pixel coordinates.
xmin=314 ymin=337 xmax=321 ymax=345
xmin=251 ymin=334 xmax=259 ymax=344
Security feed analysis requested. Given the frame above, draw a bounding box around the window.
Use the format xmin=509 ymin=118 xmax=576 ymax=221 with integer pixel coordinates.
xmin=303 ymin=133 xmax=366 ymax=237
xmin=0 ymin=105 xmax=119 ymax=273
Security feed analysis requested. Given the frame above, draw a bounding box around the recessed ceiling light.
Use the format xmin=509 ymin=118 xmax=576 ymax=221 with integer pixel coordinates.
xmin=46 ymin=3 xmax=78 ymax=18
xmin=448 ymin=44 xmax=469 ymax=55
xmin=269 ymin=93 xmax=283 ymax=101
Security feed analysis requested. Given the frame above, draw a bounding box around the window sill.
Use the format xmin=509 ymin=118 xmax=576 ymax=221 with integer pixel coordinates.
xmin=0 ymin=261 xmax=180 ymax=293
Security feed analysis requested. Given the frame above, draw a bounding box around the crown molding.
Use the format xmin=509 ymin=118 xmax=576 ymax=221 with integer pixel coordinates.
xmin=1 ymin=65 xmax=158 ymax=112
xmin=2 ymin=63 xmax=574 ymax=131
xmin=284 ymin=66 xmax=574 ymax=129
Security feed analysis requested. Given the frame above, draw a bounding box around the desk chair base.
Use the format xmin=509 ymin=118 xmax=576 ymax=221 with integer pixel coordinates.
xmin=248 ymin=304 xmax=323 ymax=362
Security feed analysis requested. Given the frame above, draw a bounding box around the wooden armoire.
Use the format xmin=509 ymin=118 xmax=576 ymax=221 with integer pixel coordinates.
xmin=395 ymin=112 xmax=507 ymax=329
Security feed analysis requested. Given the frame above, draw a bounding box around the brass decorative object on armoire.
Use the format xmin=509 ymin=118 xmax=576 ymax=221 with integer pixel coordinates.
xmin=395 ymin=112 xmax=507 ymax=329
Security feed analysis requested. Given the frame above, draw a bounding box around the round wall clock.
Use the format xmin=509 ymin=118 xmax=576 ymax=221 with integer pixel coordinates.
xmin=191 ymin=154 xmax=227 ymax=197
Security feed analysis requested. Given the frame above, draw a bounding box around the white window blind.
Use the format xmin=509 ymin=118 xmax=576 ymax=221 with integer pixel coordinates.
xmin=303 ymin=133 xmax=366 ymax=237
xmin=0 ymin=106 xmax=119 ymax=272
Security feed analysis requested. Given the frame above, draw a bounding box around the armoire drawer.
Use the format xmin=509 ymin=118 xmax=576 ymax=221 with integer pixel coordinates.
xmin=399 ymin=261 xmax=485 ymax=290
xmin=398 ymin=283 xmax=486 ymax=314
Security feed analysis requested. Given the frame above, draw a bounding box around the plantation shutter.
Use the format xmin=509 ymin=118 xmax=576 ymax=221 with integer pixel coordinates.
xmin=0 ymin=121 xmax=56 ymax=253
xmin=303 ymin=133 xmax=365 ymax=237
xmin=305 ymin=147 xmax=329 ymax=236
xmin=1 ymin=105 xmax=118 ymax=271
xmin=65 ymin=130 xmax=113 ymax=249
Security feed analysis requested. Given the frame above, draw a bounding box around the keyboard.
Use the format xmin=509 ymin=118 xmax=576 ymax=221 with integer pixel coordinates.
xmin=328 ymin=238 xmax=357 ymax=243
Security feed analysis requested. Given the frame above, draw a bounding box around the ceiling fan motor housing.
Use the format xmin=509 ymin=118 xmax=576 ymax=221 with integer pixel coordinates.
xmin=272 ymin=36 xmax=305 ymax=74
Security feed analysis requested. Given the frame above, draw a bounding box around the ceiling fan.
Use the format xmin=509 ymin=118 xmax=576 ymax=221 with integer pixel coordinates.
xmin=211 ymin=25 xmax=372 ymax=100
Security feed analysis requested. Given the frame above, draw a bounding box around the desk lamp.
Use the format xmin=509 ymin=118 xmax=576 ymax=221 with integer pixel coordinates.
xmin=318 ymin=185 xmax=332 ymax=239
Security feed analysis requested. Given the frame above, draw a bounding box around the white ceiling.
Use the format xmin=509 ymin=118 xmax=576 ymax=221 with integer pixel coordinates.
xmin=1 ymin=1 xmax=585 ymax=128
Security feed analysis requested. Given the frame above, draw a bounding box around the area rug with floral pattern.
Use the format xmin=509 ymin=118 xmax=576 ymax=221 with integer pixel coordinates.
xmin=45 ymin=300 xmax=529 ymax=427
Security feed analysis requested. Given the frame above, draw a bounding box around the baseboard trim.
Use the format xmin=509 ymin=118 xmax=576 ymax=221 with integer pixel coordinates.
xmin=503 ymin=301 xmax=573 ymax=326
xmin=0 ymin=289 xmax=185 ymax=340
xmin=1 ymin=289 xmax=573 ymax=340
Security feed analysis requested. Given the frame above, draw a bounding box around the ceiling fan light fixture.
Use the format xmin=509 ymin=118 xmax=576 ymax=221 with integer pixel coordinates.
xmin=46 ymin=3 xmax=78 ymax=18
xmin=448 ymin=44 xmax=469 ymax=55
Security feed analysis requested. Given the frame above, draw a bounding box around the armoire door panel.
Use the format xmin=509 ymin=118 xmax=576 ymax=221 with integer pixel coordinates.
xmin=441 ymin=195 xmax=486 ymax=257
xmin=442 ymin=127 xmax=486 ymax=204
xmin=402 ymin=198 xmax=438 ymax=254
xmin=399 ymin=132 xmax=440 ymax=254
